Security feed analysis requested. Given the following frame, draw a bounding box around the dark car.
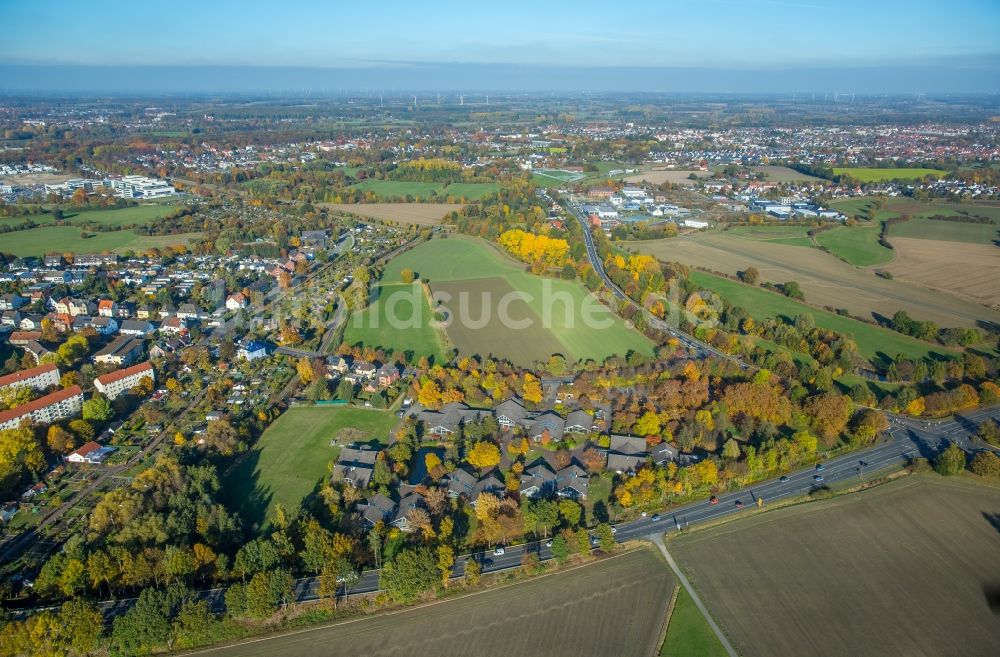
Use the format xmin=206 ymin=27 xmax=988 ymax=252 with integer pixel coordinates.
xmin=779 ymin=475 xmax=789 ymax=483
xmin=813 ymin=474 xmax=825 ymax=482
xmin=815 ymin=463 xmax=825 ymax=472
xmin=709 ymin=495 xmax=719 ymax=505
xmin=735 ymin=500 xmax=744 ymax=508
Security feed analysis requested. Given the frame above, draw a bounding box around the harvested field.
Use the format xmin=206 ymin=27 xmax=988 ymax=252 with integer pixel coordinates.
xmin=886 ymin=237 xmax=1000 ymax=307
xmin=672 ymin=476 xmax=1000 ymax=657
xmin=624 ymin=170 xmax=712 ymax=185
xmin=748 ymin=165 xmax=822 ymax=182
xmin=1 ymin=171 xmax=73 ymax=185
xmin=194 ymin=549 xmax=675 ymax=657
xmin=625 ymin=233 xmax=1000 ymax=327
xmin=432 ymin=277 xmax=566 ymax=366
xmin=321 ymin=202 xmax=463 ymax=225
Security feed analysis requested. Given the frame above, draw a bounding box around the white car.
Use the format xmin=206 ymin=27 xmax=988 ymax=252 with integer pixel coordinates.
xmin=493 ymin=547 xmax=505 ymax=556
xmin=610 ymin=526 xmax=617 ymax=534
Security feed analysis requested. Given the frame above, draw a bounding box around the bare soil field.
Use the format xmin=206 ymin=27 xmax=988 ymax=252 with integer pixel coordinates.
xmin=886 ymin=237 xmax=1000 ymax=308
xmin=626 ymin=233 xmax=1000 ymax=327
xmin=624 ymin=170 xmax=713 ymax=185
xmin=320 ymin=203 xmax=463 ymax=225
xmin=673 ymin=476 xmax=1000 ymax=657
xmin=191 ymin=549 xmax=675 ymax=657
xmin=431 ymin=277 xmax=566 ymax=366
xmin=748 ymin=165 xmax=822 ymax=182
xmin=2 ymin=171 xmax=73 ymax=185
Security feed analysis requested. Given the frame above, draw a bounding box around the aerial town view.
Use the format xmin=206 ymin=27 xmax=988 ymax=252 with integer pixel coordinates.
xmin=0 ymin=1 xmax=998 ymax=656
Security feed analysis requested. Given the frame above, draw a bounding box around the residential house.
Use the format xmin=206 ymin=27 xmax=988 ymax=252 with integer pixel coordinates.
xmin=225 ymin=293 xmax=248 ymax=311
xmin=22 ymin=340 xmax=52 ymax=363
xmin=360 ymin=493 xmax=396 ymax=528
xmin=332 ymin=445 xmax=380 ymax=489
xmin=0 ymin=294 xmax=28 ymax=311
xmin=66 ymin=440 xmax=116 ymax=464
xmin=93 ymin=336 xmax=144 ymax=367
xmin=376 ymin=364 xmax=400 ymax=388
xmin=0 ymin=502 xmax=17 ymax=523
xmin=97 ymin=300 xmax=116 ymax=318
xmin=8 ymin=331 xmax=40 ymax=346
xmin=238 ymin=340 xmax=273 ymax=361
xmin=390 ymin=492 xmax=426 ymax=532
xmin=444 ymin=466 xmax=504 ymax=505
xmin=564 ymin=409 xmax=594 ymax=434
xmin=494 ymin=397 xmax=528 ymax=430
xmin=21 ymin=481 xmax=47 ymax=501
xmin=119 ymin=319 xmax=155 ymax=337
xmin=159 ymin=316 xmax=187 ymax=335
xmin=326 ymin=355 xmax=350 ymax=376
xmin=415 ymin=402 xmax=490 ymax=437
xmin=520 ymin=461 xmax=557 ymax=498
xmin=607 ymin=434 xmax=649 ymax=474
xmin=528 ymin=411 xmax=565 ymax=442
xmin=555 ymin=463 xmax=590 ymax=500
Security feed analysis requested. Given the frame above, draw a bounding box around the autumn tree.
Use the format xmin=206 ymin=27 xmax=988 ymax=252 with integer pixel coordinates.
xmin=522 ymin=373 xmax=543 ymax=404
xmin=466 ymin=441 xmax=501 ymax=469
xmin=400 ymin=268 xmax=415 ymax=284
xmin=804 ymin=392 xmax=852 ymax=446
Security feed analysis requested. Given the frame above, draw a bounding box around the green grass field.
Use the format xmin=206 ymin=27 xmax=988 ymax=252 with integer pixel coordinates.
xmin=0 ymin=226 xmax=202 ymax=257
xmin=349 ymin=179 xmax=444 ymax=199
xmin=223 ymin=406 xmax=399 ymax=528
xmin=889 ymin=216 xmax=998 ymax=244
xmin=660 ymin=587 xmax=729 ymax=657
xmin=380 ymin=236 xmax=654 ymax=365
xmin=814 ymin=224 xmax=894 ymax=266
xmin=441 ymin=182 xmax=500 ymax=200
xmin=61 ymin=204 xmax=181 ymax=227
xmin=725 ymin=225 xmax=814 ymax=247
xmin=832 ymin=167 xmax=946 ymax=182
xmin=690 ymin=270 xmax=954 ymax=364
xmin=343 ymin=283 xmax=448 ymax=362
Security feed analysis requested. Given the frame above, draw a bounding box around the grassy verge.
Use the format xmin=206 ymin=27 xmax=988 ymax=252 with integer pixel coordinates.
xmin=660 ymin=587 xmax=729 ymax=657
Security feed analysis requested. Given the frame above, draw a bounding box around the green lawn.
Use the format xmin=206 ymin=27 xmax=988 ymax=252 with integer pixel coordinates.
xmin=0 ymin=226 xmax=202 ymax=257
xmin=814 ymin=224 xmax=894 ymax=266
xmin=660 ymin=587 xmax=729 ymax=657
xmin=690 ymin=270 xmax=955 ymax=364
xmin=343 ymin=283 xmax=448 ymax=362
xmin=889 ymin=216 xmax=998 ymax=244
xmin=349 ymin=179 xmax=445 ymax=199
xmin=61 ymin=204 xmax=181 ymax=227
xmin=441 ymin=182 xmax=500 ymax=200
xmin=381 ymin=236 xmax=654 ymax=364
xmin=223 ymin=407 xmax=399 ymax=529
xmin=832 ymin=167 xmax=946 ymax=182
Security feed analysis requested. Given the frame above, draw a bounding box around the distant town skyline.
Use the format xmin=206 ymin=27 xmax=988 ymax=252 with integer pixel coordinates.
xmin=2 ymin=0 xmax=999 ymax=93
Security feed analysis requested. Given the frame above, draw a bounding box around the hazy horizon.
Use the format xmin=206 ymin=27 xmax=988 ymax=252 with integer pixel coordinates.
xmin=3 ymin=0 xmax=999 ymax=94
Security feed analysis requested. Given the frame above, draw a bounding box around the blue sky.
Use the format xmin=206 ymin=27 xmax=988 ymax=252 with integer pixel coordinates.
xmin=4 ymin=0 xmax=999 ymax=69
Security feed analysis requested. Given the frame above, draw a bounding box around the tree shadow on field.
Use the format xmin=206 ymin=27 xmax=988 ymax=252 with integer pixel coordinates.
xmin=982 ymin=511 xmax=1000 ymax=536
xmin=221 ymin=448 xmax=272 ymax=534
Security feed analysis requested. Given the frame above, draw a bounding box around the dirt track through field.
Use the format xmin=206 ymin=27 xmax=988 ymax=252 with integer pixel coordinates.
xmin=627 ymin=233 xmax=1000 ymax=327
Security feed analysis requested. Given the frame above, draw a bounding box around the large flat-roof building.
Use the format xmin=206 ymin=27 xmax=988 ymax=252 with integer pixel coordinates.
xmin=110 ymin=176 xmax=177 ymax=199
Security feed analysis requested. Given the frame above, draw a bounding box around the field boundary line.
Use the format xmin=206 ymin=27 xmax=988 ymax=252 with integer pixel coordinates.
xmin=650 ymin=534 xmax=739 ymax=657
xmin=655 ymin=583 xmax=681 ymax=657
